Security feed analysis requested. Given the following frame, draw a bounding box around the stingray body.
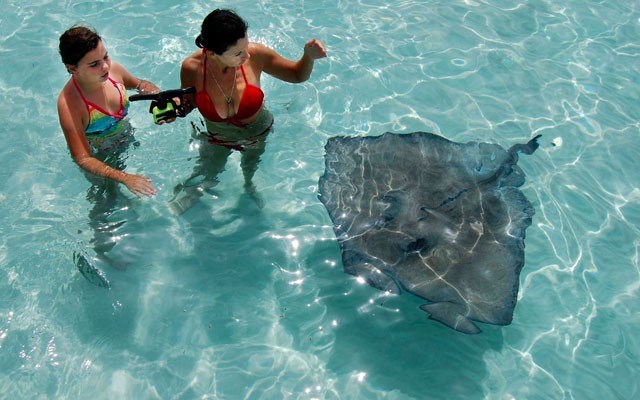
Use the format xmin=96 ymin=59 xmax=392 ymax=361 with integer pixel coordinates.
xmin=318 ymin=132 xmax=540 ymax=334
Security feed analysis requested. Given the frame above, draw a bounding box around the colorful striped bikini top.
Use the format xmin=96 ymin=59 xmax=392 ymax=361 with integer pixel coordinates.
xmin=72 ymin=76 xmax=130 ymax=139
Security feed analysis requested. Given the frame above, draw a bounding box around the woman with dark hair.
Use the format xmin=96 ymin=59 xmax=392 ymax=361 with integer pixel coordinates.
xmin=170 ymin=9 xmax=327 ymax=213
xmin=57 ymin=25 xmax=163 ymax=198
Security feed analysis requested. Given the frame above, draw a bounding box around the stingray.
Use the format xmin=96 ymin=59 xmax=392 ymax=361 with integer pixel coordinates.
xmin=318 ymin=132 xmax=540 ymax=334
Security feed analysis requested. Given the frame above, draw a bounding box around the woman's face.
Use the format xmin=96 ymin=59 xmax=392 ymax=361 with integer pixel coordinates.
xmin=68 ymin=40 xmax=111 ymax=82
xmin=218 ymin=35 xmax=250 ymax=66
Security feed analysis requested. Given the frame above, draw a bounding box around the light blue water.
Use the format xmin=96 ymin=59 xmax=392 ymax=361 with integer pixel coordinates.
xmin=1 ymin=0 xmax=638 ymax=398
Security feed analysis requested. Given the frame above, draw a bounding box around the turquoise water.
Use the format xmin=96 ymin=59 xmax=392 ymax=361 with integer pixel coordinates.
xmin=1 ymin=0 xmax=638 ymax=398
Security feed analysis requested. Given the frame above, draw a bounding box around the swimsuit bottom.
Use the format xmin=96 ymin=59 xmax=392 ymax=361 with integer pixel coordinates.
xmin=202 ymin=107 xmax=274 ymax=151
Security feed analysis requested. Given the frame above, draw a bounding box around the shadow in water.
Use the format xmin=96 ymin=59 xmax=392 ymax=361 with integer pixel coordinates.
xmin=308 ymin=239 xmax=506 ymax=399
xmin=73 ymin=130 xmax=142 ymax=288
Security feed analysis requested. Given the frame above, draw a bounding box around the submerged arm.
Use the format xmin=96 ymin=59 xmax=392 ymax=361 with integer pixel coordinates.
xmin=57 ymin=94 xmax=157 ymax=198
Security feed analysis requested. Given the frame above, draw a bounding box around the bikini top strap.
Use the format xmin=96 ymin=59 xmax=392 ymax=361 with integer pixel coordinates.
xmin=72 ymin=76 xmax=91 ymax=112
xmin=107 ymin=77 xmax=124 ymax=109
xmin=240 ymin=65 xmax=248 ymax=84
xmin=202 ymin=49 xmax=208 ymax=88
xmin=72 ymin=75 xmax=124 ymax=117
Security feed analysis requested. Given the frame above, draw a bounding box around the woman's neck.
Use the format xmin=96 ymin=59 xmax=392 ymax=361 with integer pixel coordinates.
xmin=73 ymin=75 xmax=107 ymax=94
xmin=208 ymin=54 xmax=234 ymax=74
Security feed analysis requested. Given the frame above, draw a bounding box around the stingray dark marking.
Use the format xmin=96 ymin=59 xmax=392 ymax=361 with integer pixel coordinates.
xmin=318 ymin=132 xmax=540 ymax=334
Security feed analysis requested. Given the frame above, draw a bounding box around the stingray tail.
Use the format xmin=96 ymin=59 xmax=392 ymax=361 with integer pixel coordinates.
xmin=508 ymin=134 xmax=542 ymax=156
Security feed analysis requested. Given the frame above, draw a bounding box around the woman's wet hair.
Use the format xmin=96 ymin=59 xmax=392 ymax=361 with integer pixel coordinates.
xmin=195 ymin=9 xmax=248 ymax=55
xmin=59 ymin=25 xmax=101 ymax=66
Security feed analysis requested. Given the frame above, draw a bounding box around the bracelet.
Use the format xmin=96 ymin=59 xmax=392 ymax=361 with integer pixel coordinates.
xmin=135 ymin=79 xmax=144 ymax=91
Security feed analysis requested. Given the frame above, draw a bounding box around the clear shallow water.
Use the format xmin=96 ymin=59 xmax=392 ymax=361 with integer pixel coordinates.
xmin=1 ymin=0 xmax=638 ymax=399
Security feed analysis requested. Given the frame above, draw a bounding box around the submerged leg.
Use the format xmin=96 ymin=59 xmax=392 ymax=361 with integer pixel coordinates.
xmin=239 ymin=139 xmax=267 ymax=208
xmin=86 ymin=180 xmax=132 ymax=270
xmin=240 ymin=139 xmax=267 ymax=192
xmin=170 ymin=144 xmax=232 ymax=215
xmin=74 ymin=250 xmax=110 ymax=288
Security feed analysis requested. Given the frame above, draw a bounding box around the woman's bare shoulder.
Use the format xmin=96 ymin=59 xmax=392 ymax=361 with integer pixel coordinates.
xmin=248 ymin=42 xmax=278 ymax=71
xmin=57 ymin=79 xmax=88 ymax=136
xmin=182 ymin=50 xmax=203 ymax=70
xmin=181 ymin=50 xmax=203 ymax=87
xmin=57 ymin=80 xmax=80 ymax=110
xmin=249 ymin=42 xmax=276 ymax=58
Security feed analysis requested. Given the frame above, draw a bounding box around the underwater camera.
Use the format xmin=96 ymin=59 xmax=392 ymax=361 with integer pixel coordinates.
xmin=130 ymin=87 xmax=196 ymax=123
